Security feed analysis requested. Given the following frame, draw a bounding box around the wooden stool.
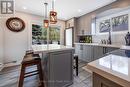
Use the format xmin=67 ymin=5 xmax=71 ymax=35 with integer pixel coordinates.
xmin=74 ymin=54 xmax=78 ymax=76
xmin=18 ymin=53 xmax=44 ymax=87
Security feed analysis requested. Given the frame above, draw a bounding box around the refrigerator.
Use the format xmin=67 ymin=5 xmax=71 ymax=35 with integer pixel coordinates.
xmin=65 ymin=28 xmax=73 ymax=47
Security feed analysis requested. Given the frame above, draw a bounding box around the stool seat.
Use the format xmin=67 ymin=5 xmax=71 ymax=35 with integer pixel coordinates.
xmin=22 ymin=54 xmax=40 ymax=64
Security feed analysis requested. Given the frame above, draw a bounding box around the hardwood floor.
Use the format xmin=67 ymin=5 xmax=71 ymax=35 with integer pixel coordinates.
xmin=0 ymin=65 xmax=39 ymax=87
xmin=0 ymin=60 xmax=92 ymax=87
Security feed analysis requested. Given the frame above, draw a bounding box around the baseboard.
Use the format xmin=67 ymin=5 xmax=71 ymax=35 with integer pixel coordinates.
xmin=4 ymin=61 xmax=21 ymax=68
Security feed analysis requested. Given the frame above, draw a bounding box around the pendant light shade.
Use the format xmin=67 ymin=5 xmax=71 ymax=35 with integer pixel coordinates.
xmin=50 ymin=11 xmax=57 ymax=24
xmin=50 ymin=0 xmax=57 ymax=24
xmin=44 ymin=19 xmax=49 ymax=28
xmin=44 ymin=3 xmax=49 ymax=28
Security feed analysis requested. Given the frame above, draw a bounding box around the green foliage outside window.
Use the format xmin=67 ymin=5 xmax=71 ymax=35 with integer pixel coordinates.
xmin=32 ymin=24 xmax=60 ymax=44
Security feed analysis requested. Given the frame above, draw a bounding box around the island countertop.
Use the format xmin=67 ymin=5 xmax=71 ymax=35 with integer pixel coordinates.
xmin=83 ymin=49 xmax=130 ymax=87
xmin=32 ymin=44 xmax=74 ymax=53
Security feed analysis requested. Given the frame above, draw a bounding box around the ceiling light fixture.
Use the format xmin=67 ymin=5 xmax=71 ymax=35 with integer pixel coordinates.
xmin=23 ymin=6 xmax=27 ymax=10
xmin=44 ymin=3 xmax=49 ymax=28
xmin=50 ymin=0 xmax=57 ymax=24
xmin=78 ymin=9 xmax=82 ymax=12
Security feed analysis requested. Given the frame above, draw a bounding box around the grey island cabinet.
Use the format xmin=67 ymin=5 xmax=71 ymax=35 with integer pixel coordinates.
xmin=83 ymin=49 xmax=130 ymax=87
xmin=32 ymin=44 xmax=74 ymax=87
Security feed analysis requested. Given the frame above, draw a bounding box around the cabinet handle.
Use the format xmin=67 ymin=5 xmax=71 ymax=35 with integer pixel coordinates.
xmin=80 ymin=45 xmax=83 ymax=50
xmin=103 ymin=47 xmax=107 ymax=54
xmin=103 ymin=47 xmax=105 ymax=54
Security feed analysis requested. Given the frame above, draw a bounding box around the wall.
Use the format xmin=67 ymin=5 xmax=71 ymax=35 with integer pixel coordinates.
xmin=0 ymin=19 xmax=3 ymax=64
xmin=76 ymin=0 xmax=130 ymax=42
xmin=0 ymin=11 xmax=65 ymax=64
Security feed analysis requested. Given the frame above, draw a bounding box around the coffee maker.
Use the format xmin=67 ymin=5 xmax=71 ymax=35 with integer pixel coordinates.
xmin=125 ymin=32 xmax=130 ymax=46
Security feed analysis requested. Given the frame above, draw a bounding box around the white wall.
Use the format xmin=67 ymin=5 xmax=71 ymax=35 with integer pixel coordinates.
xmin=0 ymin=11 xmax=65 ymax=64
xmin=0 ymin=19 xmax=3 ymax=64
xmin=93 ymin=9 xmax=130 ymax=45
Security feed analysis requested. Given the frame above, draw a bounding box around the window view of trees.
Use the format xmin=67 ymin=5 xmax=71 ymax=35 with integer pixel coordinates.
xmin=32 ymin=24 xmax=60 ymax=45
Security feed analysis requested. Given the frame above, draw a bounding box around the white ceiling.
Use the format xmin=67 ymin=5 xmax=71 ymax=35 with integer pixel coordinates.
xmin=15 ymin=0 xmax=116 ymax=20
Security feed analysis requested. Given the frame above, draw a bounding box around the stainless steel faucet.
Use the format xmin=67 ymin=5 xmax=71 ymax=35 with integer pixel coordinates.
xmin=108 ymin=29 xmax=112 ymax=44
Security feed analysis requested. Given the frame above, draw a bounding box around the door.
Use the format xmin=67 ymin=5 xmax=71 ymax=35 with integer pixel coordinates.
xmin=65 ymin=28 xmax=74 ymax=47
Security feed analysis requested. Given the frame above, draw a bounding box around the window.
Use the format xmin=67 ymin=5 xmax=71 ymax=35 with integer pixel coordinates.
xmin=32 ymin=24 xmax=60 ymax=45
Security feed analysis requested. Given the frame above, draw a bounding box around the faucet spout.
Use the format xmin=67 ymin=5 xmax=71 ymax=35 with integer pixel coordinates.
xmin=108 ymin=29 xmax=112 ymax=44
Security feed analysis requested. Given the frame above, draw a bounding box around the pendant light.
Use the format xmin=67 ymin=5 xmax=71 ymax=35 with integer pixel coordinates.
xmin=44 ymin=3 xmax=49 ymax=28
xmin=50 ymin=0 xmax=57 ymax=24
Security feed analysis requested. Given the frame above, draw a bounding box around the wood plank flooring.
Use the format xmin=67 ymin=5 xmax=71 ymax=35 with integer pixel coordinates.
xmin=0 ymin=60 xmax=92 ymax=87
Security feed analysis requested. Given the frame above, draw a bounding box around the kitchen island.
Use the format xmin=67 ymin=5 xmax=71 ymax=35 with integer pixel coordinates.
xmin=32 ymin=44 xmax=74 ymax=87
xmin=83 ymin=49 xmax=130 ymax=87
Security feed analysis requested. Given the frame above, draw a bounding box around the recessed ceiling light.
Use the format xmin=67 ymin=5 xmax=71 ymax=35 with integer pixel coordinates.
xmin=78 ymin=9 xmax=82 ymax=13
xmin=22 ymin=7 xmax=27 ymax=10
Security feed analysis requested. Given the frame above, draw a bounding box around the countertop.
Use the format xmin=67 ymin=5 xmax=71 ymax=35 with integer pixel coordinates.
xmin=32 ymin=44 xmax=74 ymax=53
xmin=75 ymin=43 xmax=130 ymax=49
xmin=83 ymin=49 xmax=130 ymax=87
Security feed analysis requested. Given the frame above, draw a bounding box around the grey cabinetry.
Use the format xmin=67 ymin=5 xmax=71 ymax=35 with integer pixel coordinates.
xmin=75 ymin=44 xmax=83 ymax=59
xmin=93 ymin=46 xmax=104 ymax=60
xmin=93 ymin=46 xmax=119 ymax=61
xmin=106 ymin=47 xmax=119 ymax=53
xmin=44 ymin=50 xmax=74 ymax=87
xmin=75 ymin=44 xmax=92 ymax=62
xmin=82 ymin=45 xmax=92 ymax=62
xmin=75 ymin=44 xmax=119 ymax=62
xmin=77 ymin=15 xmax=92 ymax=35
xmin=77 ymin=18 xmax=84 ymax=35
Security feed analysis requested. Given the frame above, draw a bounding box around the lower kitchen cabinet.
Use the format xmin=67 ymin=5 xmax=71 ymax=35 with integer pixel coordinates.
xmin=82 ymin=45 xmax=92 ymax=62
xmin=75 ymin=44 xmax=92 ymax=62
xmin=93 ymin=46 xmax=104 ymax=61
xmin=106 ymin=47 xmax=119 ymax=53
xmin=93 ymin=46 xmax=119 ymax=61
xmin=75 ymin=44 xmax=119 ymax=62
xmin=75 ymin=44 xmax=83 ymax=60
xmin=93 ymin=73 xmax=122 ymax=87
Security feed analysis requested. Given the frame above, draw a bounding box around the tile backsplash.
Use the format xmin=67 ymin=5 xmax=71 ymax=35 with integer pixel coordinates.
xmin=92 ymin=32 xmax=127 ymax=45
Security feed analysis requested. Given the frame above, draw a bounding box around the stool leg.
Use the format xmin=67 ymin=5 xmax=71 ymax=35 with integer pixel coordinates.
xmin=18 ymin=65 xmax=25 ymax=87
xmin=76 ymin=57 xmax=78 ymax=76
xmin=37 ymin=62 xmax=44 ymax=87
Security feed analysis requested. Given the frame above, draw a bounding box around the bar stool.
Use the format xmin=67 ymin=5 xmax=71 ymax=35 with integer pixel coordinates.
xmin=74 ymin=54 xmax=78 ymax=76
xmin=18 ymin=52 xmax=44 ymax=87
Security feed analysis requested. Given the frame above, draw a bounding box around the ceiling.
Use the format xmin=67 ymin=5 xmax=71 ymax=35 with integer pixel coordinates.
xmin=15 ymin=0 xmax=116 ymax=20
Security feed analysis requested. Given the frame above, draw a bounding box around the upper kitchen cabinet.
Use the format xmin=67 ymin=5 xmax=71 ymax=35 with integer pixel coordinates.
xmin=65 ymin=18 xmax=75 ymax=28
xmin=76 ymin=14 xmax=95 ymax=35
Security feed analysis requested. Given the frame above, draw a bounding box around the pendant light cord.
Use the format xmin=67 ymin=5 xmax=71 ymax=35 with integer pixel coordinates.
xmin=52 ymin=0 xmax=54 ymax=11
xmin=44 ymin=3 xmax=48 ymax=19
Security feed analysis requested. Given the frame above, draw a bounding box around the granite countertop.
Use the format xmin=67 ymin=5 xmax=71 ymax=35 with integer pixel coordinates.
xmin=74 ymin=43 xmax=130 ymax=49
xmin=32 ymin=44 xmax=74 ymax=53
xmin=83 ymin=49 xmax=130 ymax=87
